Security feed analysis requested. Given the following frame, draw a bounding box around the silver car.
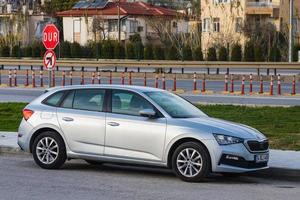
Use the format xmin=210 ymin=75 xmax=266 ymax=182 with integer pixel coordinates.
xmin=18 ymin=85 xmax=269 ymax=182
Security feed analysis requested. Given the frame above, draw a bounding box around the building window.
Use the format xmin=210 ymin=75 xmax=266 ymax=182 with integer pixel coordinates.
xmin=213 ymin=18 xmax=220 ymax=32
xmin=73 ymin=19 xmax=81 ymax=43
xmin=203 ymin=18 xmax=210 ymax=32
xmin=172 ymin=21 xmax=178 ymax=28
xmin=235 ymin=17 xmax=243 ymax=33
xmin=197 ymin=21 xmax=202 ymax=32
xmin=214 ymin=0 xmax=230 ymax=4
xmin=108 ymin=20 xmax=118 ymax=32
xmin=129 ymin=20 xmax=138 ymax=33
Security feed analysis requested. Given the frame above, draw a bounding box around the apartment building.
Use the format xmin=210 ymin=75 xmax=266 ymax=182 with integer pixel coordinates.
xmin=200 ymin=0 xmax=300 ymax=52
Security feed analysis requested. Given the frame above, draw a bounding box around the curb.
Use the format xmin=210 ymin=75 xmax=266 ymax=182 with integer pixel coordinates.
xmin=0 ymin=146 xmax=23 ymax=155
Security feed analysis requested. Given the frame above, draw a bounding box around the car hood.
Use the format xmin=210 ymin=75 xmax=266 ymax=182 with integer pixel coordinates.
xmin=181 ymin=117 xmax=266 ymax=140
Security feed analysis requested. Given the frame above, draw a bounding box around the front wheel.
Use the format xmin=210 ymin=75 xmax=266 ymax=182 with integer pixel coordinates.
xmin=32 ymin=131 xmax=66 ymax=169
xmin=172 ymin=142 xmax=210 ymax=182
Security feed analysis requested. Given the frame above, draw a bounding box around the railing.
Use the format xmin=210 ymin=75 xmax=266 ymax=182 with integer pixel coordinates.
xmin=246 ymin=1 xmax=280 ymax=7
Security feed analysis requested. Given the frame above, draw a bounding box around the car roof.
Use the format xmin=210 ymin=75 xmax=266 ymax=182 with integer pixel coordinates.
xmin=46 ymin=84 xmax=164 ymax=93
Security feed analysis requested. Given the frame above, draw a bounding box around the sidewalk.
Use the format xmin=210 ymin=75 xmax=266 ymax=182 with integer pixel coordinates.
xmin=1 ymin=131 xmax=300 ymax=179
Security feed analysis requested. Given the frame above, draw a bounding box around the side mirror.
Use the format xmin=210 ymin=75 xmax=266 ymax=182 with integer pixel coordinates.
xmin=139 ymin=109 xmax=156 ymax=118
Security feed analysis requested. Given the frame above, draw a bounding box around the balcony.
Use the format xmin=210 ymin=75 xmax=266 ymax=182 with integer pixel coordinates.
xmin=246 ymin=1 xmax=280 ymax=18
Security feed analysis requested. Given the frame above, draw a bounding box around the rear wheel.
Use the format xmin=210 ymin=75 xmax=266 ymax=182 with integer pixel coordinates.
xmin=32 ymin=131 xmax=66 ymax=169
xmin=172 ymin=142 xmax=210 ymax=182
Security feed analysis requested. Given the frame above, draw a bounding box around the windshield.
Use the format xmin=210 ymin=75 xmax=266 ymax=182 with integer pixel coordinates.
xmin=144 ymin=91 xmax=207 ymax=118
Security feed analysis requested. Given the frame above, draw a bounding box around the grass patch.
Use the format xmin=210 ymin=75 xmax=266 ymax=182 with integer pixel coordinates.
xmin=0 ymin=103 xmax=299 ymax=150
xmin=0 ymin=103 xmax=27 ymax=132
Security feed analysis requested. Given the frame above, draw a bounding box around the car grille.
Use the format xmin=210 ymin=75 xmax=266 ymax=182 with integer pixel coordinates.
xmin=247 ymin=140 xmax=269 ymax=152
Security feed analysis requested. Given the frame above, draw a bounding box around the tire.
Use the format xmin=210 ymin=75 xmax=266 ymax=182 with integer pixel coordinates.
xmin=172 ymin=142 xmax=210 ymax=182
xmin=85 ymin=160 xmax=103 ymax=165
xmin=32 ymin=131 xmax=66 ymax=169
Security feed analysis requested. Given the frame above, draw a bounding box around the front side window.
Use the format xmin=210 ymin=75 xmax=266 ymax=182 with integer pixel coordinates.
xmin=111 ymin=90 xmax=153 ymax=116
xmin=43 ymin=91 xmax=65 ymax=107
xmin=144 ymin=91 xmax=207 ymax=118
xmin=72 ymin=89 xmax=105 ymax=112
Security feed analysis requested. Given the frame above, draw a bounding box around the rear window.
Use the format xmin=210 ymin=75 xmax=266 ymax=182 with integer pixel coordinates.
xmin=43 ymin=91 xmax=65 ymax=107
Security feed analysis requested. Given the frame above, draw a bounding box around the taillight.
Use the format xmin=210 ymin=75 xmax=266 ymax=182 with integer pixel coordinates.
xmin=23 ymin=109 xmax=34 ymax=121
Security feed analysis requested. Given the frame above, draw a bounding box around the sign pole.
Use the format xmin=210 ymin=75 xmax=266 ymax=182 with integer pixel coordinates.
xmin=49 ymin=70 xmax=52 ymax=88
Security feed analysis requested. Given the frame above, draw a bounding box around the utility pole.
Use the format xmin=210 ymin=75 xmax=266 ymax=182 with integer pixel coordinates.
xmin=288 ymin=0 xmax=294 ymax=62
xmin=117 ymin=0 xmax=121 ymax=42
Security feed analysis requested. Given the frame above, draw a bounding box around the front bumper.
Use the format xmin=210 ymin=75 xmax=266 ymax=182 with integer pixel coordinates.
xmin=204 ymin=140 xmax=269 ymax=173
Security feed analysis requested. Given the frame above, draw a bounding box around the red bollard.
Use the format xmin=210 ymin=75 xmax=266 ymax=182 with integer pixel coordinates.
xmin=162 ymin=72 xmax=166 ymax=90
xmin=155 ymin=74 xmax=159 ymax=88
xmin=193 ymin=72 xmax=197 ymax=91
xmin=230 ymin=74 xmax=234 ymax=93
xmin=8 ymin=69 xmax=12 ymax=87
xmin=292 ymin=75 xmax=296 ymax=95
xmin=25 ymin=69 xmax=29 ymax=86
xmin=32 ymin=70 xmax=36 ymax=88
xmin=121 ymin=72 xmax=125 ymax=85
xmin=91 ymin=72 xmax=95 ymax=84
xmin=40 ymin=70 xmax=44 ymax=87
xmin=52 ymin=71 xmax=55 ymax=87
xmin=62 ymin=71 xmax=66 ymax=86
xmin=224 ymin=74 xmax=228 ymax=92
xmin=270 ymin=75 xmax=274 ymax=96
xmin=259 ymin=75 xmax=264 ymax=94
xmin=241 ymin=75 xmax=245 ymax=95
xmin=144 ymin=72 xmax=147 ymax=86
xmin=129 ymin=72 xmax=132 ymax=85
xmin=277 ymin=74 xmax=281 ymax=95
xmin=80 ymin=71 xmax=84 ymax=85
xmin=97 ymin=71 xmax=101 ymax=84
xmin=201 ymin=74 xmax=206 ymax=92
xmin=249 ymin=74 xmax=253 ymax=94
xmin=173 ymin=74 xmax=177 ymax=91
xmin=13 ymin=69 xmax=17 ymax=87
xmin=109 ymin=71 xmax=112 ymax=84
xmin=69 ymin=71 xmax=73 ymax=85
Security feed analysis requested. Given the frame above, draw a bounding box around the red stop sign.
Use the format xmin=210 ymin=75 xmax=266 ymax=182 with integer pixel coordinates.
xmin=43 ymin=24 xmax=59 ymax=50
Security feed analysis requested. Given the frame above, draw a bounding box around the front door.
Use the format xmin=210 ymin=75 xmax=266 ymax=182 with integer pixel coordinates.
xmin=104 ymin=90 xmax=167 ymax=162
xmin=57 ymin=89 xmax=106 ymax=155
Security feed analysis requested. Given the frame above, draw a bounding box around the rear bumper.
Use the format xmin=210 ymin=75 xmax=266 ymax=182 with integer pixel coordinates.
xmin=17 ymin=119 xmax=34 ymax=152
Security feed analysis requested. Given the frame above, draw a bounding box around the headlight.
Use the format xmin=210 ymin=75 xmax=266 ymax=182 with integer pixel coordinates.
xmin=213 ymin=134 xmax=244 ymax=145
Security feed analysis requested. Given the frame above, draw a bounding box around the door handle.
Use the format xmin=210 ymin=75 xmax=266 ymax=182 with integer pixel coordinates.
xmin=62 ymin=117 xmax=74 ymax=122
xmin=107 ymin=122 xmax=120 ymax=127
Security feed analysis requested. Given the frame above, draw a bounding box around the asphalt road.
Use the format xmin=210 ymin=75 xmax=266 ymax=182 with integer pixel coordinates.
xmin=0 ymin=154 xmax=299 ymax=200
xmin=1 ymin=87 xmax=300 ymax=106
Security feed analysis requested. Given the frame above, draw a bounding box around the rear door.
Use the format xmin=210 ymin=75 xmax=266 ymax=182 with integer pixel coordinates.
xmin=57 ymin=89 xmax=107 ymax=155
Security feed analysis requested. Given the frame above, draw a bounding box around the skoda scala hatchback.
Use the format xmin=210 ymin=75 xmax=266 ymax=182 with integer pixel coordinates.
xmin=18 ymin=85 xmax=269 ymax=182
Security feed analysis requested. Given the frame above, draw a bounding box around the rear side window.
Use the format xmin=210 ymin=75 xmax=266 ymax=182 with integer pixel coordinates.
xmin=61 ymin=91 xmax=75 ymax=108
xmin=72 ymin=89 xmax=105 ymax=112
xmin=43 ymin=91 xmax=65 ymax=107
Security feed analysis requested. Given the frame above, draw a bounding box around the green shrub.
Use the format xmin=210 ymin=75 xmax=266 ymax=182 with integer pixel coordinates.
xmin=23 ymin=46 xmax=32 ymax=57
xmin=166 ymin=45 xmax=178 ymax=60
xmin=193 ymin=46 xmax=203 ymax=61
xmin=218 ymin=46 xmax=228 ymax=61
xmin=144 ymin=43 xmax=153 ymax=60
xmin=31 ymin=42 xmax=42 ymax=58
xmin=231 ymin=43 xmax=242 ymax=61
xmin=0 ymin=45 xmax=10 ymax=57
xmin=114 ymin=42 xmax=125 ymax=59
xmin=182 ymin=45 xmax=193 ymax=61
xmin=125 ymin=42 xmax=135 ymax=59
xmin=101 ymin=40 xmax=114 ymax=59
xmin=81 ymin=45 xmax=93 ymax=58
xmin=269 ymin=46 xmax=281 ymax=62
xmin=254 ymin=45 xmax=264 ymax=62
xmin=129 ymin=33 xmax=142 ymax=43
xmin=11 ymin=45 xmax=21 ymax=57
xmin=207 ymin=47 xmax=217 ymax=61
xmin=134 ymin=41 xmax=144 ymax=60
xmin=153 ymin=46 xmax=165 ymax=60
xmin=293 ymin=45 xmax=300 ymax=61
xmin=244 ymin=41 xmax=255 ymax=61
xmin=60 ymin=41 xmax=71 ymax=58
xmin=70 ymin=42 xmax=82 ymax=58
